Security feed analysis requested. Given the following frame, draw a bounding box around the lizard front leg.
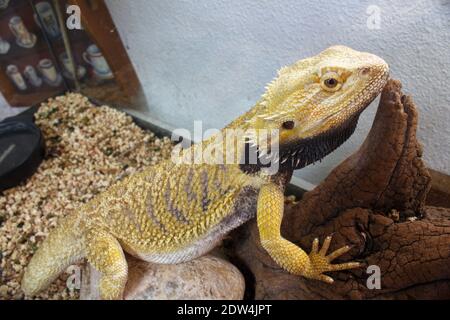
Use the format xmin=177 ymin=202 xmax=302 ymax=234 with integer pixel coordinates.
xmin=257 ymin=183 xmax=360 ymax=283
xmin=85 ymin=228 xmax=128 ymax=299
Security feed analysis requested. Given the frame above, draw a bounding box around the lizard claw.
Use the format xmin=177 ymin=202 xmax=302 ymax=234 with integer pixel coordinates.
xmin=306 ymin=234 xmax=361 ymax=283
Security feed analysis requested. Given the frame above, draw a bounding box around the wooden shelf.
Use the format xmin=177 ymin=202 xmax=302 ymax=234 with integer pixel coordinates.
xmin=1 ymin=86 xmax=64 ymax=106
xmin=0 ymin=0 xmax=143 ymax=108
xmin=0 ymin=0 xmax=28 ymax=18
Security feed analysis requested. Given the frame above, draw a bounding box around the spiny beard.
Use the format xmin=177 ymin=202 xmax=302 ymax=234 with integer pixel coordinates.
xmin=240 ymin=116 xmax=358 ymax=174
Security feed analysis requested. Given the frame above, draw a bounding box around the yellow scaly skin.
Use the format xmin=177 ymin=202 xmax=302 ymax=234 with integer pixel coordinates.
xmin=22 ymin=45 xmax=389 ymax=299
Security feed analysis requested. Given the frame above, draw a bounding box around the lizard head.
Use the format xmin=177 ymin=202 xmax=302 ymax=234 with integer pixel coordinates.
xmin=246 ymin=45 xmax=389 ymax=170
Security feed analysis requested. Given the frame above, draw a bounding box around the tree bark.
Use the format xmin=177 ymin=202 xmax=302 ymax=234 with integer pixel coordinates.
xmin=230 ymin=79 xmax=450 ymax=299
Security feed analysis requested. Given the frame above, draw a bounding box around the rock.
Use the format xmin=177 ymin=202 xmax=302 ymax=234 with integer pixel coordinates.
xmin=80 ymin=254 xmax=245 ymax=300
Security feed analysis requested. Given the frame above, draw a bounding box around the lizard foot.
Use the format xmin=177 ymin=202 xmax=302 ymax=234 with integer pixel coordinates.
xmin=306 ymin=234 xmax=361 ymax=284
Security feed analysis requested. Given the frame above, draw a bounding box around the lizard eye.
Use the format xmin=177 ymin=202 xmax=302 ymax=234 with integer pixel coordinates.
xmin=320 ymin=72 xmax=342 ymax=92
xmin=324 ymin=78 xmax=338 ymax=88
xmin=282 ymin=120 xmax=295 ymax=130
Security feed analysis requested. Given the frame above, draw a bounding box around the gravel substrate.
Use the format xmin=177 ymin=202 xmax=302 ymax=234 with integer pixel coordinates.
xmin=0 ymin=93 xmax=173 ymax=300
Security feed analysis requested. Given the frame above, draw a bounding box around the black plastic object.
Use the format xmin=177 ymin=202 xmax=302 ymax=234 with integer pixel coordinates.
xmin=0 ymin=107 xmax=45 ymax=191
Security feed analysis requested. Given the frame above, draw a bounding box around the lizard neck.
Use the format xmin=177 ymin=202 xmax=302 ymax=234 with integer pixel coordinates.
xmin=185 ymin=100 xmax=265 ymax=167
xmin=223 ymin=100 xmax=266 ymax=131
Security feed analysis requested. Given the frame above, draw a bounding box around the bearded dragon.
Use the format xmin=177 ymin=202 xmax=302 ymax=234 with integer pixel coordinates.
xmin=22 ymin=45 xmax=389 ymax=299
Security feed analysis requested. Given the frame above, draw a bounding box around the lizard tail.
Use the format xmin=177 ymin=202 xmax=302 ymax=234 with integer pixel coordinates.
xmin=21 ymin=212 xmax=85 ymax=296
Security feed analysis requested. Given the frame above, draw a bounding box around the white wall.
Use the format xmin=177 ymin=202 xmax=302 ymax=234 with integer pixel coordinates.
xmin=105 ymin=0 xmax=450 ymax=185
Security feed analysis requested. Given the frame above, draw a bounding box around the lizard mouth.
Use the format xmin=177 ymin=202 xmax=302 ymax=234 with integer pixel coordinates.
xmin=277 ymin=116 xmax=359 ymax=170
xmin=239 ymin=116 xmax=359 ymax=174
